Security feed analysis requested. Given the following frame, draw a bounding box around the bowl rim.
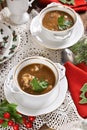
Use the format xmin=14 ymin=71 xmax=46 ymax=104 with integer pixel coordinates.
xmin=13 ymin=56 xmax=59 ymax=97
xmin=39 ymin=4 xmax=77 ymax=33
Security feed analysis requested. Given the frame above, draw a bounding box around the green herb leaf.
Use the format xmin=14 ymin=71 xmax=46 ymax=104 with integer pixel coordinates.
xmin=0 ymin=100 xmax=8 ymax=107
xmin=39 ymin=80 xmax=48 ymax=89
xmin=58 ymin=15 xmax=64 ymax=25
xmin=58 ymin=15 xmax=73 ymax=30
xmin=70 ymin=37 xmax=87 ymax=64
xmin=30 ymin=78 xmax=48 ymax=92
xmin=1 ymin=120 xmax=8 ymax=128
xmin=59 ymin=0 xmax=75 ymax=5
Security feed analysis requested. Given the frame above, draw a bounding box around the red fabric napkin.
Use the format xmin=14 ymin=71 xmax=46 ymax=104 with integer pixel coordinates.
xmin=64 ymin=62 xmax=87 ymax=118
xmin=76 ymin=62 xmax=87 ymax=72
xmin=38 ymin=0 xmax=87 ymax=12
xmin=70 ymin=0 xmax=87 ymax=12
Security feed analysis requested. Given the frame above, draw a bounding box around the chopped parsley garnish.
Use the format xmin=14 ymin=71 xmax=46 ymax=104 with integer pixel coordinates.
xmin=30 ymin=77 xmax=49 ymax=92
xmin=58 ymin=15 xmax=73 ymax=30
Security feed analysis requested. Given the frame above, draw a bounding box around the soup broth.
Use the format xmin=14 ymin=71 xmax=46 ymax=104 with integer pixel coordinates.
xmin=17 ymin=63 xmax=56 ymax=95
xmin=42 ymin=10 xmax=74 ymax=31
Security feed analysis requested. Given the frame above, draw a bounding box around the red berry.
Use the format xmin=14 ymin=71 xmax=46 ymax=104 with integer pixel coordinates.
xmin=8 ymin=120 xmax=14 ymax=126
xmin=0 ymin=119 xmax=4 ymax=124
xmin=26 ymin=122 xmax=33 ymax=128
xmin=13 ymin=124 xmax=19 ymax=130
xmin=3 ymin=112 xmax=10 ymax=119
xmin=28 ymin=116 xmax=36 ymax=122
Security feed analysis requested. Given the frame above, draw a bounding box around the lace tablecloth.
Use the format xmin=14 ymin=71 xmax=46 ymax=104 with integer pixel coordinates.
xmin=0 ymin=7 xmax=84 ymax=130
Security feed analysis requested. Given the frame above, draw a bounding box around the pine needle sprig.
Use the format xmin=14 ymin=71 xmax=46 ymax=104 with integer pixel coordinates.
xmin=70 ymin=35 xmax=87 ymax=64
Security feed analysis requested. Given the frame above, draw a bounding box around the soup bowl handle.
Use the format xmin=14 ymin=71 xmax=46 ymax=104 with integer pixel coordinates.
xmin=55 ymin=63 xmax=65 ymax=81
xmin=52 ymin=31 xmax=72 ymax=41
xmin=10 ymin=80 xmax=21 ymax=93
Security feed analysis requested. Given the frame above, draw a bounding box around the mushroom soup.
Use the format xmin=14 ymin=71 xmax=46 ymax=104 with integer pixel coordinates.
xmin=17 ymin=63 xmax=56 ymax=95
xmin=42 ymin=10 xmax=74 ymax=31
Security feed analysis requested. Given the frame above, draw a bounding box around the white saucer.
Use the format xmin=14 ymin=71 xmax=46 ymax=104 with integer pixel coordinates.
xmin=4 ymin=66 xmax=68 ymax=116
xmin=30 ymin=14 xmax=84 ymax=50
xmin=0 ymin=23 xmax=20 ymax=64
